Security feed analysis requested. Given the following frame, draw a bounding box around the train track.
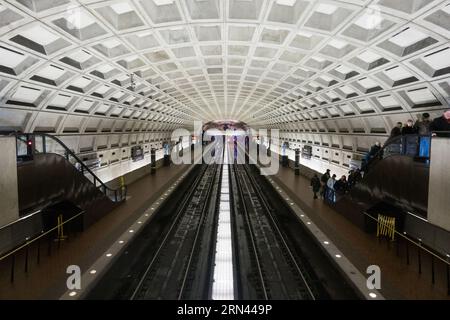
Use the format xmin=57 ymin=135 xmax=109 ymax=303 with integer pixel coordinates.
xmin=130 ymin=163 xmax=222 ymax=300
xmin=231 ymin=164 xmax=317 ymax=300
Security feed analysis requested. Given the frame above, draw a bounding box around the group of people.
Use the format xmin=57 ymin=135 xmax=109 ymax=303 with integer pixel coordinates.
xmin=309 ymin=110 xmax=450 ymax=201
xmin=364 ymin=111 xmax=450 ymax=170
xmin=390 ymin=111 xmax=450 ymax=138
xmin=310 ymin=168 xmax=362 ymax=201
xmin=390 ymin=115 xmax=428 ymax=137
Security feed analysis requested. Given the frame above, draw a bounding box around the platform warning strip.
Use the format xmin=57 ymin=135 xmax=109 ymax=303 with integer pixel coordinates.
xmin=211 ymin=145 xmax=234 ymax=300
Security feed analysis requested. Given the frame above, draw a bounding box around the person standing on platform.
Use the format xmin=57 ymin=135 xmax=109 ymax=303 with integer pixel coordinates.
xmin=326 ymin=174 xmax=337 ymax=202
xmin=320 ymin=169 xmax=331 ymax=199
xmin=348 ymin=170 xmax=355 ymax=188
xmin=334 ymin=175 xmax=348 ymax=194
xmin=310 ymin=174 xmax=321 ymax=200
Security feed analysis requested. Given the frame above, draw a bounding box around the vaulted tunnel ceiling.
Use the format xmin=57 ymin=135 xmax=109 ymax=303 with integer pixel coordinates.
xmin=0 ymin=0 xmax=449 ymax=148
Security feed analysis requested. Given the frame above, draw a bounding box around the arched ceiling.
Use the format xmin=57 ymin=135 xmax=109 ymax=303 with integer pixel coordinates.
xmin=0 ymin=0 xmax=448 ymax=138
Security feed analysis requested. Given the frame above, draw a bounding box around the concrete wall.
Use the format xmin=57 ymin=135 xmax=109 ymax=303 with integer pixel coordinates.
xmin=94 ymin=140 xmax=191 ymax=185
xmin=0 ymin=137 xmax=19 ymax=228
xmin=271 ymin=145 xmax=348 ymax=178
xmin=105 ymin=158 xmax=165 ymax=190
xmin=271 ymin=148 xmax=336 ymax=179
xmin=95 ymin=149 xmax=165 ymax=184
xmin=428 ymin=137 xmax=450 ymax=232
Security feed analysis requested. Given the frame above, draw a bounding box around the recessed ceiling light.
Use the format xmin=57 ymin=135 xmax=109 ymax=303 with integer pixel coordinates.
xmin=276 ymin=0 xmax=296 ymax=6
xmin=354 ymin=11 xmax=382 ymax=30
xmin=66 ymin=10 xmax=96 ymax=29
xmin=111 ymin=2 xmax=133 ymax=15
xmin=106 ymin=253 xmax=112 ymax=257
xmin=69 ymin=291 xmax=77 ymax=297
xmin=369 ymin=293 xmax=377 ymax=298
xmin=137 ymin=31 xmax=152 ymax=38
xmin=335 ymin=254 xmax=342 ymax=258
xmin=119 ymin=240 xmax=124 ymax=244
xmin=90 ymin=270 xmax=97 ymax=274
xmin=129 ymin=229 xmax=134 ymax=233
xmin=323 ymin=241 xmax=329 ymax=245
xmin=316 ymin=3 xmax=337 ymax=15
xmin=102 ymin=38 xmax=121 ymax=49
xmin=153 ymin=0 xmax=174 ymax=6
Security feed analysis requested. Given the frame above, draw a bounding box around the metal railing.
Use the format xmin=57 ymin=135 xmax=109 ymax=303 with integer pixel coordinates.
xmin=319 ymin=188 xmax=450 ymax=296
xmin=363 ymin=210 xmax=450 ymax=296
xmin=363 ymin=134 xmax=431 ymax=172
xmin=13 ymin=133 xmax=127 ymax=202
xmin=0 ymin=210 xmax=85 ymax=284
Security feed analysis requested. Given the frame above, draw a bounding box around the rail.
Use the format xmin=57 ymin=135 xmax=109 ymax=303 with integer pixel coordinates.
xmin=232 ymin=164 xmax=268 ymax=300
xmin=12 ymin=132 xmax=127 ymax=203
xmin=233 ymin=163 xmax=316 ymax=300
xmin=130 ymin=164 xmax=220 ymax=299
xmin=243 ymin=164 xmax=317 ymax=300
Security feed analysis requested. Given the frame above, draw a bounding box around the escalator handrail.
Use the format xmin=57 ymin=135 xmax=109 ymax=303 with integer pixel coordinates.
xmin=365 ymin=134 xmax=428 ymax=171
xmin=11 ymin=132 xmax=126 ymax=201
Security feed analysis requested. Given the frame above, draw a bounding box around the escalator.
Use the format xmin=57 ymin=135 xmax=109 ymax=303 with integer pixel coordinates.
xmin=0 ymin=133 xmax=127 ymax=255
xmin=333 ymin=134 xmax=430 ymax=230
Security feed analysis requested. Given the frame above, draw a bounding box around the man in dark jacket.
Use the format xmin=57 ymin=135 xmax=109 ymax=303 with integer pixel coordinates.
xmin=390 ymin=122 xmax=402 ymax=137
xmin=415 ymin=113 xmax=431 ymax=135
xmin=402 ymin=119 xmax=418 ymax=135
xmin=348 ymin=170 xmax=355 ymax=188
xmin=334 ymin=175 xmax=348 ymax=195
xmin=310 ymin=174 xmax=321 ymax=199
xmin=430 ymin=110 xmax=450 ymax=134
xmin=320 ymin=169 xmax=331 ymax=199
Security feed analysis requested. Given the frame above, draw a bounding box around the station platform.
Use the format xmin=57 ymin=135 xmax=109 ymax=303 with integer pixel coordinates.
xmin=2 ymin=157 xmax=448 ymax=300
xmin=0 ymin=163 xmax=190 ymax=299
xmin=272 ymin=165 xmax=450 ymax=300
